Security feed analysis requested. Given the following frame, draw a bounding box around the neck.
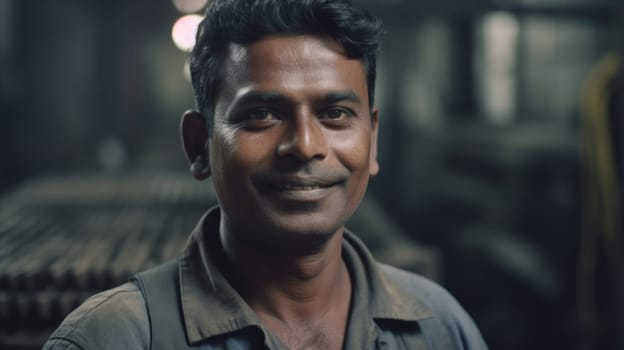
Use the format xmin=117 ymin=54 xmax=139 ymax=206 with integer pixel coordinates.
xmin=218 ymin=219 xmax=351 ymax=322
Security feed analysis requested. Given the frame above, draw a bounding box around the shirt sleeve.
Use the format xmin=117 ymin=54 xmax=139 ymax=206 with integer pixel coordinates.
xmin=42 ymin=282 xmax=150 ymax=350
xmin=42 ymin=338 xmax=86 ymax=350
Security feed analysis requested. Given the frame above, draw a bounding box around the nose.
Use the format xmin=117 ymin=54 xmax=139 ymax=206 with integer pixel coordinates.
xmin=276 ymin=112 xmax=328 ymax=161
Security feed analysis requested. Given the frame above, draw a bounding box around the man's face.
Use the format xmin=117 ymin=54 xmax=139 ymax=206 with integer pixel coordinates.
xmin=209 ymin=34 xmax=379 ymax=244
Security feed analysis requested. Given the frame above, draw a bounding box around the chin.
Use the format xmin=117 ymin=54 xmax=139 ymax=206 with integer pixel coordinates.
xmin=256 ymin=211 xmax=347 ymax=244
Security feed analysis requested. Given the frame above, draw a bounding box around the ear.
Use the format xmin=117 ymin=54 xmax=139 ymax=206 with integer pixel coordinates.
xmin=369 ymin=108 xmax=380 ymax=176
xmin=180 ymin=110 xmax=211 ymax=180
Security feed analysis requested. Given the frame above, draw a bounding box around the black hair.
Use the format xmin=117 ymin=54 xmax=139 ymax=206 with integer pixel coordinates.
xmin=190 ymin=0 xmax=383 ymax=132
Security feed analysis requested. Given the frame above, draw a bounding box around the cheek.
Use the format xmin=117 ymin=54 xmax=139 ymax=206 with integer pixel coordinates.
xmin=231 ymin=133 xmax=276 ymax=169
xmin=210 ymin=136 xmax=257 ymax=212
xmin=332 ymin=129 xmax=372 ymax=172
xmin=211 ymin=130 xmax=275 ymax=178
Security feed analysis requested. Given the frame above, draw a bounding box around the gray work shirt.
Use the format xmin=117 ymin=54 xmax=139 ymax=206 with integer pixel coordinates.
xmin=43 ymin=208 xmax=488 ymax=349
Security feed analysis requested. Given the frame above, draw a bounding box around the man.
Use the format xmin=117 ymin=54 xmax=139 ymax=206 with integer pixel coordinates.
xmin=43 ymin=0 xmax=488 ymax=349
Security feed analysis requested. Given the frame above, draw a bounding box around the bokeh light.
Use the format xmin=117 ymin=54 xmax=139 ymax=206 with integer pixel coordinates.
xmin=171 ymin=14 xmax=203 ymax=52
xmin=172 ymin=0 xmax=209 ymax=14
xmin=184 ymin=59 xmax=192 ymax=83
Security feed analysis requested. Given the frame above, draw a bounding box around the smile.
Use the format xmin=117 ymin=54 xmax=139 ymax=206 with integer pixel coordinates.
xmin=272 ymin=184 xmax=329 ymax=191
xmin=254 ymin=175 xmax=343 ymax=203
xmin=266 ymin=184 xmax=332 ymax=202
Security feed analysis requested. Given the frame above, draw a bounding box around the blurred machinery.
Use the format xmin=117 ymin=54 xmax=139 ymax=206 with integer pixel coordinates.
xmin=580 ymin=52 xmax=623 ymax=349
xmin=0 ymin=174 xmax=209 ymax=348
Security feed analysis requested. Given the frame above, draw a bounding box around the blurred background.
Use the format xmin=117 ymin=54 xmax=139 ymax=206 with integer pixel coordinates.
xmin=0 ymin=0 xmax=623 ymax=349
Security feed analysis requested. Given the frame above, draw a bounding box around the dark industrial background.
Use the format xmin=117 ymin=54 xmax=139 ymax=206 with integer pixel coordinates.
xmin=0 ymin=0 xmax=623 ymax=349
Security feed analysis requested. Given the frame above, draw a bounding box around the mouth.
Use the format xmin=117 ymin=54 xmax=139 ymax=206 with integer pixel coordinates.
xmin=270 ymin=183 xmax=332 ymax=191
xmin=255 ymin=175 xmax=343 ymax=202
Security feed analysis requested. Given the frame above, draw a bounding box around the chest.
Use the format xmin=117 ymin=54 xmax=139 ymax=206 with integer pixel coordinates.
xmin=268 ymin=320 xmax=345 ymax=350
xmin=189 ymin=326 xmax=428 ymax=350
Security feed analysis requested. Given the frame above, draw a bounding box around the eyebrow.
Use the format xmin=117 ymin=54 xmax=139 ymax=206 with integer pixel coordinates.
xmin=314 ymin=90 xmax=362 ymax=105
xmin=233 ymin=91 xmax=290 ymax=107
xmin=231 ymin=89 xmax=363 ymax=109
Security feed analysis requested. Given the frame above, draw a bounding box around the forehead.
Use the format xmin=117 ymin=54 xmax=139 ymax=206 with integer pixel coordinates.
xmin=218 ymin=35 xmax=368 ymax=104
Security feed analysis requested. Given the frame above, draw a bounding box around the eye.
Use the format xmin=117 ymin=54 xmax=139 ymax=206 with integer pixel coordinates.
xmin=320 ymin=108 xmax=348 ymax=120
xmin=248 ymin=109 xmax=276 ymax=121
xmin=318 ymin=107 xmax=355 ymax=128
xmin=237 ymin=108 xmax=280 ymax=130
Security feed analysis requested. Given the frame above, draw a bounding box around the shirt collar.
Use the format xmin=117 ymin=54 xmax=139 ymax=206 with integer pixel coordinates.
xmin=178 ymin=207 xmax=431 ymax=345
xmin=342 ymin=229 xmax=432 ymax=322
xmin=179 ymin=207 xmax=263 ymax=344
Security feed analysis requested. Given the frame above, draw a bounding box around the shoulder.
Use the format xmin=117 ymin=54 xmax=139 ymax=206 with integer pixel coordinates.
xmin=378 ymin=263 xmax=462 ymax=314
xmin=377 ymin=263 xmax=489 ymax=350
xmin=43 ymin=282 xmax=149 ymax=350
